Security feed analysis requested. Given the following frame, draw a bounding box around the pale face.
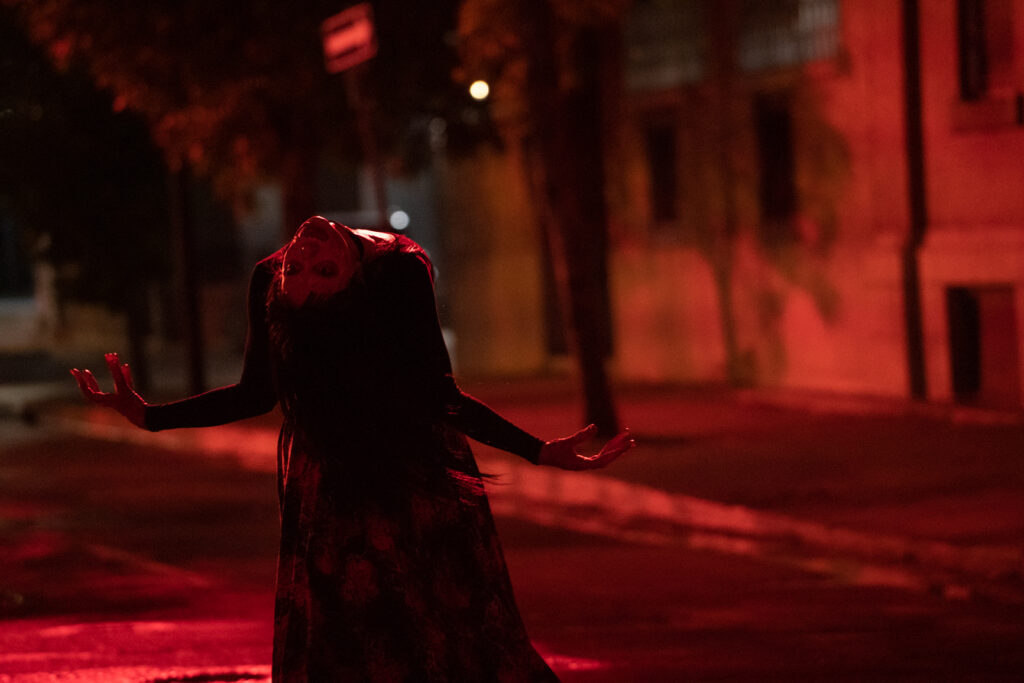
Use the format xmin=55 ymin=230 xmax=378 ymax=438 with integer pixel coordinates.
xmin=280 ymin=217 xmax=359 ymax=308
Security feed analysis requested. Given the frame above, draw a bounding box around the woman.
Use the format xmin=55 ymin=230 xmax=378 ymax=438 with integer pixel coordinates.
xmin=72 ymin=216 xmax=633 ymax=681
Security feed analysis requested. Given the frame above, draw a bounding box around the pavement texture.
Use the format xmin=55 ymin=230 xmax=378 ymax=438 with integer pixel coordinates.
xmin=2 ymin=357 xmax=1024 ymax=680
xmin=21 ymin=371 xmax=1022 ymax=598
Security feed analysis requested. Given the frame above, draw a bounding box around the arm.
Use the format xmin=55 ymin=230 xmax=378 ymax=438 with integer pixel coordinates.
xmin=72 ymin=262 xmax=278 ymax=431
xmin=377 ymin=253 xmax=545 ymax=462
xmin=378 ymin=253 xmax=634 ymax=468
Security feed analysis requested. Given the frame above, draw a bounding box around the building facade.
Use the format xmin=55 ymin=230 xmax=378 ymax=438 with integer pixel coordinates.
xmin=445 ymin=0 xmax=1024 ymax=409
xmin=608 ymin=0 xmax=1024 ymax=407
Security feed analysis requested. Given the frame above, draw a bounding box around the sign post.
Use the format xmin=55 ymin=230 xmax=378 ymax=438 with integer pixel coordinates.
xmin=321 ymin=3 xmax=389 ymax=230
xmin=321 ymin=3 xmax=377 ymax=74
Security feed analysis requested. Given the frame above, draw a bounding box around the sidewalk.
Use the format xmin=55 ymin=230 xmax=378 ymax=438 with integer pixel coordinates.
xmin=470 ymin=379 xmax=1024 ymax=603
xmin=6 ymin=370 xmax=1024 ymax=606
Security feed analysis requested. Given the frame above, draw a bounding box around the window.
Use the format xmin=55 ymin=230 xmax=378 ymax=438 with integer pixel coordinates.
xmin=947 ymin=285 xmax=1021 ymax=408
xmin=626 ymin=0 xmax=706 ymax=91
xmin=958 ymin=0 xmax=988 ymax=100
xmin=739 ymin=0 xmax=840 ymax=73
xmin=644 ymin=121 xmax=679 ymax=224
xmin=957 ymin=0 xmax=1014 ymax=101
xmin=754 ymin=92 xmax=797 ymax=243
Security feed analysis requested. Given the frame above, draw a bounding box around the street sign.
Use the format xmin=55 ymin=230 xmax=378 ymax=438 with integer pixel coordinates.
xmin=321 ymin=3 xmax=377 ymax=74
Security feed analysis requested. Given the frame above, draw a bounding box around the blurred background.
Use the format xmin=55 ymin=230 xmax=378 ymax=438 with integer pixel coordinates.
xmin=1 ymin=0 xmax=1023 ymax=421
xmin=3 ymin=2 xmax=1024 ymax=680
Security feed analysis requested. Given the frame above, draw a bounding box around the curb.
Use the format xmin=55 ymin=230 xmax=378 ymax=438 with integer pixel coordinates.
xmin=734 ymin=387 xmax=1024 ymax=426
xmin=487 ymin=460 xmax=1024 ymax=602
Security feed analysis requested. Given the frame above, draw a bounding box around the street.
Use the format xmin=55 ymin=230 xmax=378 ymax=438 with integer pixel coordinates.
xmin=5 ymin=0 xmax=1024 ymax=679
xmin=2 ymin=384 xmax=1024 ymax=681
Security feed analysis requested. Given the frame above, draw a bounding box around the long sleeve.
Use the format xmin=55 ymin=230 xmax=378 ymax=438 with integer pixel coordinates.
xmin=144 ymin=260 xmax=278 ymax=431
xmin=377 ymin=252 xmax=544 ymax=464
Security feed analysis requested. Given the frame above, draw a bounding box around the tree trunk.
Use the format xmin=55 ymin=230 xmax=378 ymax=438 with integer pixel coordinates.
xmin=123 ymin=285 xmax=151 ymax=393
xmin=169 ymin=162 xmax=206 ymax=395
xmin=520 ymin=0 xmax=619 ymax=437
xmin=708 ymin=0 xmax=745 ymax=385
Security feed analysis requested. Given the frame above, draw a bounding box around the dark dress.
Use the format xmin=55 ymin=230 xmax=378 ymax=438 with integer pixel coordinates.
xmin=146 ymin=235 xmax=560 ymax=682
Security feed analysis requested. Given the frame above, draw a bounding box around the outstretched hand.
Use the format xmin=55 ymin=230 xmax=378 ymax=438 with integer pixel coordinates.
xmin=537 ymin=424 xmax=635 ymax=471
xmin=70 ymin=352 xmax=147 ymax=429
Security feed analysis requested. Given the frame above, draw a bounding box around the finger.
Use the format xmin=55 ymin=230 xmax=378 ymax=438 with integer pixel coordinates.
xmin=106 ymin=353 xmax=129 ymax=393
xmin=586 ymin=448 xmax=623 ymax=469
xmin=582 ymin=433 xmax=635 ymax=469
xmin=74 ymin=369 xmax=111 ymax=405
xmin=82 ymin=369 xmax=102 ymax=393
xmin=570 ymin=423 xmax=599 ymax=445
xmin=602 ymin=431 xmax=635 ymax=453
xmin=70 ymin=369 xmax=91 ymax=396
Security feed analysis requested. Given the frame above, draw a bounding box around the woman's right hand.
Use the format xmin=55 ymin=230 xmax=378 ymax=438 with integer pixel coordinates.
xmin=70 ymin=352 xmax=148 ymax=429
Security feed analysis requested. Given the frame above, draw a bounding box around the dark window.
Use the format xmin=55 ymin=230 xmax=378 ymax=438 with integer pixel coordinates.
xmin=947 ymin=287 xmax=982 ymax=396
xmin=958 ymin=0 xmax=988 ymax=100
xmin=754 ymin=92 xmax=797 ymax=243
xmin=739 ymin=0 xmax=840 ymax=73
xmin=626 ymin=0 xmax=706 ymax=91
xmin=947 ymin=285 xmax=1021 ymax=408
xmin=958 ymin=0 xmax=1015 ymax=101
xmin=645 ymin=122 xmax=678 ymax=224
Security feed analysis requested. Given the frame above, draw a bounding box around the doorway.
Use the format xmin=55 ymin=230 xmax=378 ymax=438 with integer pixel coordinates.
xmin=946 ymin=285 xmax=1021 ymax=408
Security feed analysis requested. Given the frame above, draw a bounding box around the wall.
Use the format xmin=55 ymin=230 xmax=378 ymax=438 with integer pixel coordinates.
xmin=917 ymin=0 xmax=1024 ymax=406
xmin=436 ymin=145 xmax=548 ymax=376
xmin=610 ymin=0 xmax=913 ymax=397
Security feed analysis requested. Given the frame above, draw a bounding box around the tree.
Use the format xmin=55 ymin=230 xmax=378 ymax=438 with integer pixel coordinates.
xmin=458 ymin=0 xmax=627 ymax=435
xmin=5 ymin=0 xmax=339 ymax=236
xmin=0 ymin=5 xmax=170 ymax=388
xmin=4 ymin=0 xmax=473 ymax=391
xmin=5 ymin=0 xmax=472 ymax=235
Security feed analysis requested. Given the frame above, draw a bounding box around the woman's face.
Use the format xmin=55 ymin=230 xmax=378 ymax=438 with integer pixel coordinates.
xmin=280 ymin=217 xmax=359 ymax=308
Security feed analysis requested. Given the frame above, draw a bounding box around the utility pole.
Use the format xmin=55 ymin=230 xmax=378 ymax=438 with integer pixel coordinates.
xmin=345 ymin=67 xmax=389 ymax=230
xmin=901 ymin=0 xmax=928 ymax=400
xmin=322 ymin=3 xmax=388 ymax=229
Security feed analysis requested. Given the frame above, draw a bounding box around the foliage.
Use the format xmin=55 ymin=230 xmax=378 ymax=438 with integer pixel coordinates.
xmin=4 ymin=0 xmax=338 ymax=204
xmin=0 ymin=6 xmax=170 ymax=305
xmin=3 ymin=0 xmax=478 ymax=210
xmin=456 ymin=0 xmax=630 ymax=434
xmin=456 ymin=0 xmax=629 ymax=135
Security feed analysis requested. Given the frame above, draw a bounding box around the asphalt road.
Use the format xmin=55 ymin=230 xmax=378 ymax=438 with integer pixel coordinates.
xmin=2 ymin=411 xmax=1024 ymax=681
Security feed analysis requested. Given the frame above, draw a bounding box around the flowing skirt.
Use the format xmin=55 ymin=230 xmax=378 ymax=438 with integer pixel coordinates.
xmin=271 ymin=422 xmax=560 ymax=682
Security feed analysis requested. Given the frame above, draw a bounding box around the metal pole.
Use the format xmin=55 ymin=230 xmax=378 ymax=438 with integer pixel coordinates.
xmin=901 ymin=0 xmax=928 ymax=400
xmin=345 ymin=67 xmax=389 ymax=230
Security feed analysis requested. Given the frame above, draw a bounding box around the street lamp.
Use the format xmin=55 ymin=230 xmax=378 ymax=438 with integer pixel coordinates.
xmin=469 ymin=80 xmax=490 ymax=101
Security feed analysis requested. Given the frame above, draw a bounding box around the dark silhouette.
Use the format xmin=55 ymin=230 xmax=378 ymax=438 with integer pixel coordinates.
xmin=72 ymin=216 xmax=633 ymax=681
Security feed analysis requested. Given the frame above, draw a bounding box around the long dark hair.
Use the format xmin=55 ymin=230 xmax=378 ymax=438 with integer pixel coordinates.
xmin=264 ymin=235 xmax=486 ymax=507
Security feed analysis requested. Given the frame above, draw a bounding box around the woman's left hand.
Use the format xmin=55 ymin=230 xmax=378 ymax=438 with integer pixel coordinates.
xmin=538 ymin=424 xmax=635 ymax=470
xmin=70 ymin=353 xmax=148 ymax=429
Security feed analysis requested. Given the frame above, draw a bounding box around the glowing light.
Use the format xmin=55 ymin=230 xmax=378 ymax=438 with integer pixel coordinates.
xmin=469 ymin=80 xmax=490 ymax=101
xmin=389 ymin=210 xmax=410 ymax=231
